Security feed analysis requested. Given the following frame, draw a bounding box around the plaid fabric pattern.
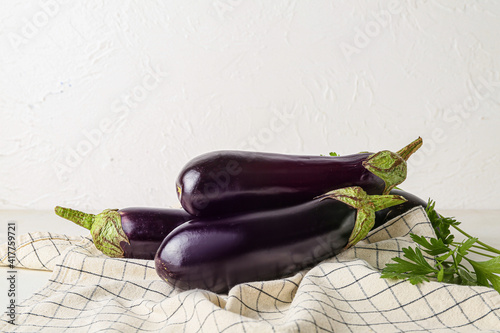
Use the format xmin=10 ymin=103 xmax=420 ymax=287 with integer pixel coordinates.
xmin=1 ymin=207 xmax=500 ymax=332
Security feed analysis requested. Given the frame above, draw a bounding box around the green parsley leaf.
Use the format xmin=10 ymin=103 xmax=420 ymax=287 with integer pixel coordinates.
xmin=320 ymin=152 xmax=339 ymax=157
xmin=456 ymin=237 xmax=478 ymax=266
xmin=457 ymin=268 xmax=478 ymax=286
xmin=468 ymin=257 xmax=500 ymax=292
xmin=410 ymin=234 xmax=449 ymax=256
xmin=381 ymin=247 xmax=437 ymax=285
xmin=425 ymin=200 xmax=459 ymax=245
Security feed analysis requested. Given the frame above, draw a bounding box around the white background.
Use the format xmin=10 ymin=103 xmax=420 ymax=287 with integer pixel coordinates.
xmin=1 ymin=0 xmax=500 ymax=211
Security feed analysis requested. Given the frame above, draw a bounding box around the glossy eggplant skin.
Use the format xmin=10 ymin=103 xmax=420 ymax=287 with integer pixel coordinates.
xmin=119 ymin=208 xmax=193 ymax=259
xmin=155 ymin=198 xmax=356 ymax=293
xmin=176 ymin=151 xmax=384 ymax=217
xmin=374 ymin=190 xmax=427 ymax=229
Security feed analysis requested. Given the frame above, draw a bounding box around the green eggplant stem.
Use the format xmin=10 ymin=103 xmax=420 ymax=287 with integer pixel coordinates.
xmin=396 ymin=137 xmax=423 ymax=161
xmin=54 ymin=206 xmax=95 ymax=230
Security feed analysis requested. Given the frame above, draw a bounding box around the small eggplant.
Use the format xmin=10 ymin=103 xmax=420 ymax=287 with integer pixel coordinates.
xmin=54 ymin=206 xmax=192 ymax=259
xmin=176 ymin=137 xmax=422 ymax=217
xmin=155 ymin=186 xmax=406 ymax=293
xmin=374 ymin=189 xmax=428 ymax=229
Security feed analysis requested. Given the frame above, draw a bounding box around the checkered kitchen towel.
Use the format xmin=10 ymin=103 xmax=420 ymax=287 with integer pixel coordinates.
xmin=1 ymin=207 xmax=500 ymax=332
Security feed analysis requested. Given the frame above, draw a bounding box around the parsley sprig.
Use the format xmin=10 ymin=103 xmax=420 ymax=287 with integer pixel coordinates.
xmin=381 ymin=200 xmax=500 ymax=293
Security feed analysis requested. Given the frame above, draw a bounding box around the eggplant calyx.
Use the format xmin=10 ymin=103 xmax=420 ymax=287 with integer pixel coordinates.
xmin=316 ymin=186 xmax=366 ymax=208
xmin=54 ymin=206 xmax=129 ymax=258
xmin=91 ymin=209 xmax=130 ymax=257
xmin=363 ymin=137 xmax=423 ymax=194
xmin=316 ymin=187 xmax=406 ymax=249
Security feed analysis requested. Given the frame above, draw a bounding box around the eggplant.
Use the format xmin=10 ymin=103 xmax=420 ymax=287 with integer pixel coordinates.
xmin=176 ymin=137 xmax=422 ymax=217
xmin=54 ymin=206 xmax=192 ymax=259
xmin=155 ymin=186 xmax=406 ymax=293
xmin=374 ymin=189 xmax=428 ymax=229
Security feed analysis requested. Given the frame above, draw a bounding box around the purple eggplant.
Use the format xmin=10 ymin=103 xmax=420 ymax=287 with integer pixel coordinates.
xmin=176 ymin=137 xmax=422 ymax=217
xmin=54 ymin=206 xmax=192 ymax=259
xmin=374 ymin=189 xmax=428 ymax=229
xmin=155 ymin=186 xmax=406 ymax=293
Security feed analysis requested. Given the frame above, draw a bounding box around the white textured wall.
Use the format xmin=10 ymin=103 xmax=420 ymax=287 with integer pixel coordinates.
xmin=1 ymin=0 xmax=499 ymax=211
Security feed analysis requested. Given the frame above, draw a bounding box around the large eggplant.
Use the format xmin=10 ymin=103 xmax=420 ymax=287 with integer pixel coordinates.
xmin=176 ymin=137 xmax=422 ymax=217
xmin=155 ymin=186 xmax=406 ymax=293
xmin=55 ymin=206 xmax=192 ymax=259
xmin=374 ymin=189 xmax=428 ymax=229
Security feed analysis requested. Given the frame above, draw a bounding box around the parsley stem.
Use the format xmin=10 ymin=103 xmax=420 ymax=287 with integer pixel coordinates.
xmin=471 ymin=244 xmax=500 ymax=255
xmin=450 ymin=242 xmax=497 ymax=258
xmin=451 ymin=225 xmax=500 ymax=255
xmin=457 ymin=263 xmax=471 ymax=272
xmin=464 ymin=248 xmax=496 ymax=259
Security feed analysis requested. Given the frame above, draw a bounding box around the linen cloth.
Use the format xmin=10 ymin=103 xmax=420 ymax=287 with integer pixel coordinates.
xmin=1 ymin=207 xmax=499 ymax=332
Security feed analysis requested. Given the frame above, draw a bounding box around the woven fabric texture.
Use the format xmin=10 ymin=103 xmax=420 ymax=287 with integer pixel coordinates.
xmin=1 ymin=207 xmax=499 ymax=332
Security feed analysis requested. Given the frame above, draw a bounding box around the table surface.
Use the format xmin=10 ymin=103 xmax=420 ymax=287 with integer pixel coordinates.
xmin=1 ymin=209 xmax=499 ymax=307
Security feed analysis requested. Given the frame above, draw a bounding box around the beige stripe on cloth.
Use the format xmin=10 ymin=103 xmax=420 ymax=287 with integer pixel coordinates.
xmin=1 ymin=207 xmax=500 ymax=332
